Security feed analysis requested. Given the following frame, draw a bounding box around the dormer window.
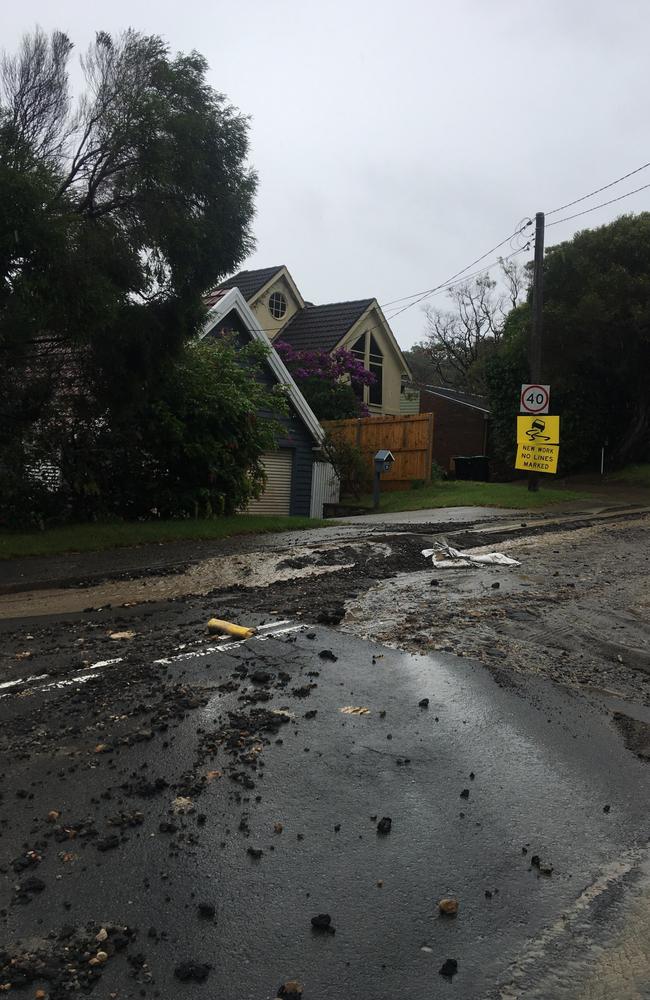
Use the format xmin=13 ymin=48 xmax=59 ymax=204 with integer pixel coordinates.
xmin=268 ymin=291 xmax=287 ymax=319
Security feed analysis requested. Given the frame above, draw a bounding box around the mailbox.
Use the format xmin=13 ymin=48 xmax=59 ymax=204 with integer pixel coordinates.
xmin=373 ymin=450 xmax=395 ymax=509
xmin=374 ymin=449 xmax=395 ymax=474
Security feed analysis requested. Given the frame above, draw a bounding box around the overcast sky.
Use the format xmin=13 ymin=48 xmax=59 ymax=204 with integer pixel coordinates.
xmin=4 ymin=0 xmax=650 ymax=348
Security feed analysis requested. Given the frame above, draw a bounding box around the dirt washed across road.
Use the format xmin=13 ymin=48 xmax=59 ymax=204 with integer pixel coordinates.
xmin=0 ymin=503 xmax=649 ymax=997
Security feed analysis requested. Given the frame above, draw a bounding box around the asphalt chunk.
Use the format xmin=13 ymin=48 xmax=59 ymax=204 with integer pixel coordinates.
xmin=311 ymin=913 xmax=335 ymax=934
xmin=174 ymin=961 xmax=211 ymax=982
xmin=439 ymin=958 xmax=458 ymax=979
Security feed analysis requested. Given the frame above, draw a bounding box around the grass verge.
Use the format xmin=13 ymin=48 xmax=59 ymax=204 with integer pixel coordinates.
xmin=606 ymin=464 xmax=650 ymax=488
xmin=357 ymin=479 xmax=593 ymax=514
xmin=0 ymin=516 xmax=331 ymax=560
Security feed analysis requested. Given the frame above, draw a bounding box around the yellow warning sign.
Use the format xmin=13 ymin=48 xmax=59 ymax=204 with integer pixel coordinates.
xmin=515 ymin=442 xmax=559 ymax=474
xmin=517 ymin=415 xmax=560 ymax=445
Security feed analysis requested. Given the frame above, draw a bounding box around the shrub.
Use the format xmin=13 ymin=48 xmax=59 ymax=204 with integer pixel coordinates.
xmin=321 ymin=433 xmax=372 ymax=499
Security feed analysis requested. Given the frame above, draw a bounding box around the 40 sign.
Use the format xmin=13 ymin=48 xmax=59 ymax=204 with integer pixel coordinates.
xmin=520 ymin=384 xmax=550 ymax=415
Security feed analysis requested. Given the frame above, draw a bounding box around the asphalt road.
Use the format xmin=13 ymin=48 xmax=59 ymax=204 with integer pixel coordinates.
xmin=1 ymin=610 xmax=649 ymax=999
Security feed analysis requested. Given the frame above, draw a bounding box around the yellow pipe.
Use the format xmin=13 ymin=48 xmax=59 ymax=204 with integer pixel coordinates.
xmin=207 ymin=618 xmax=255 ymax=639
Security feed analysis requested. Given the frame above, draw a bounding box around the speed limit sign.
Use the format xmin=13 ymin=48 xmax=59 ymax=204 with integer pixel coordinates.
xmin=520 ymin=384 xmax=550 ymax=414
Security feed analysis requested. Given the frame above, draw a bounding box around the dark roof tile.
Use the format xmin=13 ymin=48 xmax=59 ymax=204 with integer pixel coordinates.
xmin=206 ymin=266 xmax=285 ymax=307
xmin=278 ymin=299 xmax=374 ymax=353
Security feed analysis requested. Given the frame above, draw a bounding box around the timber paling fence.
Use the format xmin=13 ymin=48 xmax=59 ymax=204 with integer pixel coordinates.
xmin=323 ymin=413 xmax=435 ymax=491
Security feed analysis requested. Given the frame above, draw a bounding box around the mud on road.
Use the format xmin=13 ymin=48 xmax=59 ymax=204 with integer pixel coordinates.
xmin=346 ymin=515 xmax=650 ymax=709
xmin=2 ymin=511 xmax=650 ymax=717
xmin=1 ymin=508 xmax=650 ymax=998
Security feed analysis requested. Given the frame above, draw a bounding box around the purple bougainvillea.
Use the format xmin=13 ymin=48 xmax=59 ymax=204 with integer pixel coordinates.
xmin=275 ymin=342 xmax=375 ymax=387
xmin=274 ymin=342 xmax=375 ymax=417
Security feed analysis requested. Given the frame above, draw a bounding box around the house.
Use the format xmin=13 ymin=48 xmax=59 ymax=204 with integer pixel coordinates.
xmin=201 ymin=286 xmax=338 ymax=517
xmin=206 ymin=266 xmax=411 ymax=415
xmin=399 ymin=383 xmax=421 ymax=414
xmin=418 ymin=386 xmax=491 ymax=473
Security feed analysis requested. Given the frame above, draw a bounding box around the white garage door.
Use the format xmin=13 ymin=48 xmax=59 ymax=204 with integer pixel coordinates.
xmin=246 ymin=450 xmax=293 ymax=515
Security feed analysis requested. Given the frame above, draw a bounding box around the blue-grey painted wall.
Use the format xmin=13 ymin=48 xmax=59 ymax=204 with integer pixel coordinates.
xmin=208 ymin=312 xmax=315 ymax=516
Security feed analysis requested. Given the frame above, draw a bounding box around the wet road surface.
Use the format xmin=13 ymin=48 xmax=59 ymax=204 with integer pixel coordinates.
xmin=1 ymin=614 xmax=649 ymax=998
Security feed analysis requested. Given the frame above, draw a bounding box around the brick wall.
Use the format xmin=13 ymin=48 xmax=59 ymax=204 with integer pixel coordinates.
xmin=419 ymin=390 xmax=489 ymax=472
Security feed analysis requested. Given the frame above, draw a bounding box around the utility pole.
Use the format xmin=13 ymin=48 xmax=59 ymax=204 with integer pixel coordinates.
xmin=528 ymin=211 xmax=545 ymax=492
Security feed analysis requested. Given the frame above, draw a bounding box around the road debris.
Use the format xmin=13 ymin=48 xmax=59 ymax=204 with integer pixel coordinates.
xmin=531 ymin=855 xmax=554 ymax=875
xmin=88 ymin=950 xmax=108 ymax=966
xmin=1 ymin=511 xmax=648 ymax=997
xmin=171 ymin=796 xmax=194 ymax=814
xmin=422 ymin=543 xmax=520 ymax=568
xmin=207 ymin=618 xmax=254 ymax=639
xmin=440 ymin=958 xmax=459 ymax=979
xmin=96 ymin=834 xmax=120 ymax=852
xmin=377 ymin=817 xmax=392 ymax=834
xmin=311 ymin=913 xmax=335 ymax=934
xmin=340 ymin=706 xmax=370 ymax=715
xmin=174 ymin=961 xmax=212 ymax=982
xmin=277 ymin=980 xmax=304 ymax=997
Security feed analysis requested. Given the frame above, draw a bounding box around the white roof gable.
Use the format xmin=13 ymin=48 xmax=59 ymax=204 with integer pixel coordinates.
xmin=200 ymin=287 xmax=325 ymax=445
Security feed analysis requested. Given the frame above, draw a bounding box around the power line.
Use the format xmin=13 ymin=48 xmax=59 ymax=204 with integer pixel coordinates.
xmin=218 ymin=245 xmax=533 ymax=362
xmin=546 ymin=181 xmax=650 ymax=229
xmin=385 ymin=245 xmax=532 ymax=322
xmin=215 ymin=159 xmax=650 ymax=343
xmin=546 ymin=159 xmax=650 ymax=217
xmin=208 ymin=227 xmax=534 ymax=337
xmin=380 ymin=219 xmax=533 ymax=312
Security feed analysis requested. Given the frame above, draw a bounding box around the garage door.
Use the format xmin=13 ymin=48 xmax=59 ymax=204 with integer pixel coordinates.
xmin=246 ymin=449 xmax=293 ymax=515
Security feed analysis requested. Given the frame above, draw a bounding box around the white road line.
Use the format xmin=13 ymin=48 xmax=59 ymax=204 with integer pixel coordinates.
xmin=0 ymin=673 xmax=49 ymax=692
xmin=254 ymin=625 xmax=304 ymax=641
xmin=0 ymin=656 xmax=123 ymax=700
xmin=154 ymin=622 xmax=307 ymax=663
xmin=0 ymin=622 xmax=308 ymax=698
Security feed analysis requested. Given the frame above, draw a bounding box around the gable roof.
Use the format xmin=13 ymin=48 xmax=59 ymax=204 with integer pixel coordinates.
xmin=420 ymin=385 xmax=490 ymax=413
xmin=278 ymin=299 xmax=374 ymax=353
xmin=199 ymin=287 xmax=325 ymax=444
xmin=205 ymin=266 xmax=285 ymax=308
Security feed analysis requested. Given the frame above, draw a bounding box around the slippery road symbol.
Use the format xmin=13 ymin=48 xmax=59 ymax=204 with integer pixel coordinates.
xmin=525 ymin=418 xmax=551 ymax=442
